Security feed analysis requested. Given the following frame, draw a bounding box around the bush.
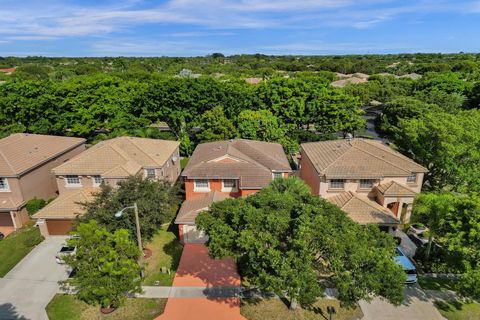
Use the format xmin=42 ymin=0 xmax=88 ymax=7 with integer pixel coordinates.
xmin=413 ymin=244 xmax=464 ymax=273
xmin=26 ymin=197 xmax=47 ymax=216
xmin=23 ymin=230 xmax=44 ymax=247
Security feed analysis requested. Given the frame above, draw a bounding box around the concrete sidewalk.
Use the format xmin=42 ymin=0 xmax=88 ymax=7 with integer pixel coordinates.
xmin=137 ymin=286 xmax=242 ymax=298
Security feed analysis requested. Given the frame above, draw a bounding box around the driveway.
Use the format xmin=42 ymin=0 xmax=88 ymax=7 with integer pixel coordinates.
xmin=156 ymin=244 xmax=245 ymax=320
xmin=0 ymin=236 xmax=71 ymax=320
xmin=359 ymin=285 xmax=445 ymax=320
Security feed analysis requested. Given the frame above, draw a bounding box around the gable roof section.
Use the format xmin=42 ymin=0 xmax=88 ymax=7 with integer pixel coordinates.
xmin=328 ymin=191 xmax=399 ymax=225
xmin=0 ymin=134 xmax=86 ymax=177
xmin=376 ymin=181 xmax=417 ymax=197
xmin=0 ymin=196 xmax=25 ymax=211
xmin=53 ymin=137 xmax=179 ymax=176
xmin=175 ymin=191 xmax=230 ymax=225
xmin=32 ymin=188 xmax=96 ymax=219
xmin=182 ymin=139 xmax=291 ymax=189
xmin=301 ymin=139 xmax=427 ymax=179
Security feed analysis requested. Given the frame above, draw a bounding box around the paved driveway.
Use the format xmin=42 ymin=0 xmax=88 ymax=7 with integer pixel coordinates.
xmin=359 ymin=285 xmax=445 ymax=320
xmin=0 ymin=236 xmax=71 ymax=320
xmin=157 ymin=244 xmax=245 ymax=320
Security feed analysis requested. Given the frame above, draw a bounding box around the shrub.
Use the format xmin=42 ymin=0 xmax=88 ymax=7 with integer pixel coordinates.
xmin=23 ymin=230 xmax=44 ymax=247
xmin=26 ymin=197 xmax=47 ymax=216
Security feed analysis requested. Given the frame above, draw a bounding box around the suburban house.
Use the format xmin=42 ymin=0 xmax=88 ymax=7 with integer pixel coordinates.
xmin=176 ymin=139 xmax=292 ymax=243
xmin=0 ymin=133 xmax=86 ymax=236
xmin=33 ymin=137 xmax=181 ymax=237
xmin=299 ymin=139 xmax=428 ymax=230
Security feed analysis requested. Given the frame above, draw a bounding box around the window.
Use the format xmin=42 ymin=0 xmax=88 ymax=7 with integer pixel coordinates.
xmin=222 ymin=179 xmax=237 ymax=192
xmin=272 ymin=172 xmax=283 ymax=179
xmin=92 ymin=176 xmax=103 ymax=187
xmin=329 ymin=179 xmax=345 ymax=189
xmin=359 ymin=179 xmax=374 ymax=189
xmin=0 ymin=178 xmax=10 ymax=191
xmin=65 ymin=175 xmax=80 ymax=186
xmin=194 ymin=179 xmax=210 ymax=191
xmin=407 ymin=173 xmax=417 ymax=183
xmin=145 ymin=168 xmax=156 ymax=179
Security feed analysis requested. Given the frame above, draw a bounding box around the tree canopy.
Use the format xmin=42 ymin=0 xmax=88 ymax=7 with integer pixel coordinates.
xmin=196 ymin=177 xmax=405 ymax=308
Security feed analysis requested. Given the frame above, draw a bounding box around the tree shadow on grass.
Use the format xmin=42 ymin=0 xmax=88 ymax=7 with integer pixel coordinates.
xmin=434 ymin=299 xmax=463 ymax=312
xmin=163 ymin=237 xmax=183 ymax=272
xmin=0 ymin=303 xmax=29 ymax=320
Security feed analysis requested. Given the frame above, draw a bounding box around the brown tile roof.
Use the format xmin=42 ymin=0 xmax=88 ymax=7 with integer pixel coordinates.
xmin=32 ymin=188 xmax=96 ymax=219
xmin=376 ymin=181 xmax=417 ymax=197
xmin=182 ymin=139 xmax=291 ymax=189
xmin=53 ymin=137 xmax=179 ymax=176
xmin=0 ymin=134 xmax=86 ymax=177
xmin=0 ymin=196 xmax=25 ymax=211
xmin=301 ymin=139 xmax=427 ymax=179
xmin=328 ymin=191 xmax=399 ymax=225
xmin=175 ymin=191 xmax=230 ymax=225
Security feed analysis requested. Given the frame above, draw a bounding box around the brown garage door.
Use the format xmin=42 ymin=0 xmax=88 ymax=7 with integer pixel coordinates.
xmin=0 ymin=212 xmax=14 ymax=226
xmin=46 ymin=219 xmax=73 ymax=235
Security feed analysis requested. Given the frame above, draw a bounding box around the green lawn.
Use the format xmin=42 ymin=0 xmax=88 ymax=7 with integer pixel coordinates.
xmin=241 ymin=298 xmax=363 ymax=320
xmin=46 ymin=294 xmax=166 ymax=320
xmin=0 ymin=223 xmax=43 ymax=277
xmin=142 ymin=225 xmax=183 ymax=286
xmin=180 ymin=157 xmax=189 ymax=170
xmin=419 ymin=277 xmax=457 ymax=291
xmin=434 ymin=300 xmax=480 ymax=320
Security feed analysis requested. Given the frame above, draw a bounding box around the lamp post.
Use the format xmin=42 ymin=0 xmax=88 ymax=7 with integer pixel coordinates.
xmin=114 ymin=202 xmax=144 ymax=277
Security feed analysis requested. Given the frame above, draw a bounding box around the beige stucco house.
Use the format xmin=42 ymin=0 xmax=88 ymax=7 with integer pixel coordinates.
xmin=0 ymin=133 xmax=86 ymax=236
xmin=33 ymin=137 xmax=181 ymax=237
xmin=299 ymin=139 xmax=428 ymax=229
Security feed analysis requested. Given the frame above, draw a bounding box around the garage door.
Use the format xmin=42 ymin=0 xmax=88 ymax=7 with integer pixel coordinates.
xmin=46 ymin=219 xmax=74 ymax=235
xmin=183 ymin=225 xmax=209 ymax=243
xmin=0 ymin=212 xmax=14 ymax=226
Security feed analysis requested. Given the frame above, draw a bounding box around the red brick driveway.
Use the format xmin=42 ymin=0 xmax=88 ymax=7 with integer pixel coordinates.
xmin=156 ymin=244 xmax=246 ymax=320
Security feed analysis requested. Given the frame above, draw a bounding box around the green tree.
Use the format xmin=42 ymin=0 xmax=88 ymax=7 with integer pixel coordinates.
xmin=197 ymin=177 xmax=405 ymax=309
xmin=81 ymin=176 xmax=180 ymax=242
xmin=194 ymin=106 xmax=237 ymax=142
xmin=63 ymin=220 xmax=141 ymax=308
xmin=25 ymin=197 xmax=47 ymax=216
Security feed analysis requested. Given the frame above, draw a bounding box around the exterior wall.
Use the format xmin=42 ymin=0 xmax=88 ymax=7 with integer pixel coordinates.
xmin=298 ymin=152 xmax=321 ymax=195
xmin=240 ymin=189 xmax=260 ymax=197
xmin=184 ymin=178 xmax=242 ymax=200
xmin=161 ymin=146 xmax=181 ymax=183
xmin=11 ymin=208 xmax=29 ymax=229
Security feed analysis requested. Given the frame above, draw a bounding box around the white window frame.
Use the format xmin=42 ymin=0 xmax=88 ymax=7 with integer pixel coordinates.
xmin=0 ymin=177 xmax=10 ymax=192
xmin=65 ymin=175 xmax=81 ymax=187
xmin=221 ymin=179 xmax=238 ymax=192
xmin=359 ymin=179 xmax=374 ymax=189
xmin=92 ymin=175 xmax=103 ymax=187
xmin=145 ymin=168 xmax=156 ymax=179
xmin=329 ymin=179 xmax=345 ymax=189
xmin=407 ymin=173 xmax=417 ymax=184
xmin=272 ymin=172 xmax=283 ymax=179
xmin=194 ymin=179 xmax=210 ymax=192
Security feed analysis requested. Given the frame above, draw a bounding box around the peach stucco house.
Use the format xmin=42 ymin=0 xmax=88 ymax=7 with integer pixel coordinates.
xmin=0 ymin=133 xmax=86 ymax=236
xmin=33 ymin=137 xmax=181 ymax=237
xmin=176 ymin=139 xmax=292 ymax=243
xmin=299 ymin=139 xmax=428 ymax=230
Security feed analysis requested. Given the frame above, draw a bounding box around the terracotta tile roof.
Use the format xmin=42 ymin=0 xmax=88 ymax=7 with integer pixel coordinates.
xmin=0 ymin=196 xmax=25 ymax=211
xmin=175 ymin=191 xmax=230 ymax=225
xmin=376 ymin=181 xmax=417 ymax=197
xmin=53 ymin=137 xmax=179 ymax=176
xmin=182 ymin=139 xmax=291 ymax=189
xmin=0 ymin=134 xmax=86 ymax=177
xmin=32 ymin=188 xmax=96 ymax=219
xmin=301 ymin=139 xmax=427 ymax=179
xmin=328 ymin=191 xmax=399 ymax=225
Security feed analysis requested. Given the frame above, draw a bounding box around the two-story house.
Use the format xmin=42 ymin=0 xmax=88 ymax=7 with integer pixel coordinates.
xmin=176 ymin=139 xmax=292 ymax=243
xmin=0 ymin=133 xmax=86 ymax=236
xmin=299 ymin=139 xmax=428 ymax=230
xmin=33 ymin=137 xmax=181 ymax=237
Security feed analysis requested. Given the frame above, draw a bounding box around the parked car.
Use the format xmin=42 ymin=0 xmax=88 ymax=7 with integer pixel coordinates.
xmin=0 ymin=232 xmax=4 ymax=241
xmin=56 ymin=245 xmax=76 ymax=264
xmin=407 ymin=224 xmax=431 ymax=247
xmin=394 ymin=246 xmax=418 ymax=284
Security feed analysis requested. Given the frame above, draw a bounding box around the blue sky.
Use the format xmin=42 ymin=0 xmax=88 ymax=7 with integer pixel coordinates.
xmin=1 ymin=0 xmax=480 ymax=56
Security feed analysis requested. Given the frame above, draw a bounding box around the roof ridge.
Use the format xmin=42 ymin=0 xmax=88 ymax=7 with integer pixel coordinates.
xmin=320 ymin=144 xmax=354 ymax=174
xmin=0 ymin=149 xmax=16 ymax=175
xmin=382 ymin=180 xmax=416 ymax=194
xmin=352 ymin=192 xmax=397 ymax=217
xmin=128 ymin=137 xmax=164 ymax=166
xmin=229 ymin=142 xmax=271 ymax=172
xmin=359 ymin=140 xmax=427 ymax=171
xmin=238 ymin=139 xmax=288 ymax=169
xmin=351 ymin=141 xmax=411 ymax=175
xmin=53 ymin=141 xmax=108 ymax=174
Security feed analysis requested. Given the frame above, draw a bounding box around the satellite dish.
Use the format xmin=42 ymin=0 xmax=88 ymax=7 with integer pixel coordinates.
xmin=172 ymin=155 xmax=178 ymax=162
